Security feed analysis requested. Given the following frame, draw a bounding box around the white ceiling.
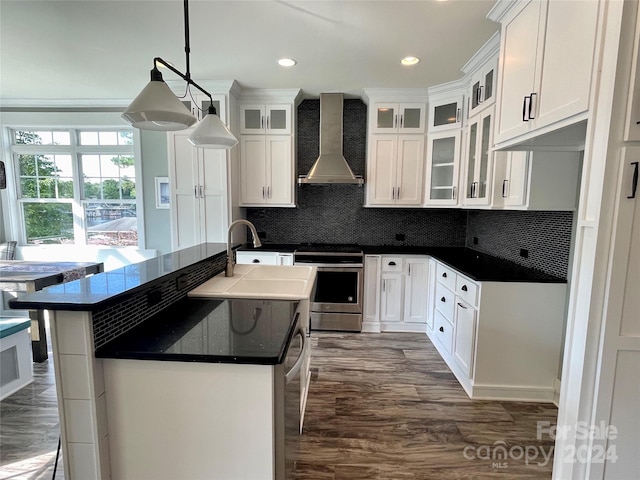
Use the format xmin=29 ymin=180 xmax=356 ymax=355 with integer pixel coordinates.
xmin=0 ymin=0 xmax=499 ymax=106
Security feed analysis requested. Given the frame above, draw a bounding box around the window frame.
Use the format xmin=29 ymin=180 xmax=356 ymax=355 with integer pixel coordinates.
xmin=1 ymin=118 xmax=145 ymax=248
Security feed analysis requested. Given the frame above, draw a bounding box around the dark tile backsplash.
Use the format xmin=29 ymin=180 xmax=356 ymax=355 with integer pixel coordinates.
xmin=245 ymin=98 xmax=575 ymax=278
xmin=466 ymin=210 xmax=574 ymax=278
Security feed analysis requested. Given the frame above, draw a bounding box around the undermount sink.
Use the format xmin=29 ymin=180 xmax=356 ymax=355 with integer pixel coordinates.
xmin=187 ymin=264 xmax=317 ymax=300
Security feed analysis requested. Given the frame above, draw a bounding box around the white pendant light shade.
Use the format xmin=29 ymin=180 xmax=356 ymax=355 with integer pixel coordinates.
xmin=188 ymin=113 xmax=238 ymax=149
xmin=122 ymin=80 xmax=196 ymax=131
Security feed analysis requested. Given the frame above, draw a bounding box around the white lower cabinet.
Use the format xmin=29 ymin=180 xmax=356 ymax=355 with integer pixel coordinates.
xmin=235 ymin=250 xmax=293 ymax=266
xmin=364 ymin=255 xmax=430 ymax=333
xmin=427 ymin=260 xmax=567 ymax=402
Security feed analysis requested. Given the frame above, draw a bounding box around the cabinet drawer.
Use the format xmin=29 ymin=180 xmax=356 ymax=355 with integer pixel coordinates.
xmin=433 ymin=310 xmax=453 ymax=355
xmin=436 ymin=263 xmax=456 ymax=291
xmin=456 ymin=276 xmax=478 ymax=307
xmin=435 ymin=282 xmax=455 ymax=321
xmin=381 ymin=257 xmax=403 ymax=272
xmin=235 ymin=251 xmax=278 ymax=265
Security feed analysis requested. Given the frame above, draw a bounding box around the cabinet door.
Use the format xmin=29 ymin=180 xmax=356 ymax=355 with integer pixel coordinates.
xmin=367 ymin=135 xmax=398 ymax=205
xmin=502 ymin=151 xmax=529 ymax=207
xmin=403 ymin=258 xmax=429 ymax=324
xmin=240 ymin=136 xmax=267 ymax=205
xmin=464 ymin=107 xmax=494 ymax=206
xmin=535 ymin=0 xmax=598 ymax=129
xmin=371 ymin=103 xmax=400 ymax=133
xmin=398 ymin=103 xmax=426 ymax=134
xmin=495 ymin=0 xmax=544 ymax=143
xmin=453 ymin=300 xmax=476 ymax=378
xmin=240 ymin=105 xmax=266 ymax=134
xmin=277 ymin=253 xmax=294 ymax=265
xmin=266 ymin=136 xmax=293 ymax=205
xmin=425 ymin=131 xmax=461 ymax=206
xmin=168 ymin=132 xmax=201 ymax=250
xmin=199 ymin=149 xmax=229 ymax=243
xmin=265 ymin=105 xmax=292 ymax=135
xmin=429 ymin=95 xmax=463 ymax=133
xmin=380 ymin=272 xmax=403 ymax=323
xmin=396 ymin=135 xmax=425 ymax=205
xmin=469 ymin=56 xmax=498 ymax=117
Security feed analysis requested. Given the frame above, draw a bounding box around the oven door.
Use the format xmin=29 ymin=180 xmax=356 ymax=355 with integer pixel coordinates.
xmin=311 ymin=266 xmax=363 ymax=314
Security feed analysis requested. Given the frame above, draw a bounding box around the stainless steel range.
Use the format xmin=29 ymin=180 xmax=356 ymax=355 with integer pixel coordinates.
xmin=293 ymin=244 xmax=363 ymax=332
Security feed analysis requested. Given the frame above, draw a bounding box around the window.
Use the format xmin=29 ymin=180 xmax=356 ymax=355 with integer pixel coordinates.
xmin=9 ymin=129 xmax=138 ymax=246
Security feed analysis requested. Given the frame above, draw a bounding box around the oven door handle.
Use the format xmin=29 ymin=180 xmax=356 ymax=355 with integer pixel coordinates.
xmin=294 ymin=263 xmax=363 ymax=269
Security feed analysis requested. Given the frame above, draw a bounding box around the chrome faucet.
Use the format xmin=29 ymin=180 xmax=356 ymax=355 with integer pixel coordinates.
xmin=226 ymin=219 xmax=262 ymax=277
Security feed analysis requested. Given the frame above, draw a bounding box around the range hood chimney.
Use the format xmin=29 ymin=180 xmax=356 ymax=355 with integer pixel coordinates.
xmin=298 ymin=93 xmax=364 ymax=185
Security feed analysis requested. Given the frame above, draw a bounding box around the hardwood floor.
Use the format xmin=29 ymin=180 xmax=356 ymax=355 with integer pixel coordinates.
xmin=0 ymin=331 xmax=557 ymax=479
xmin=293 ymin=332 xmax=557 ymax=479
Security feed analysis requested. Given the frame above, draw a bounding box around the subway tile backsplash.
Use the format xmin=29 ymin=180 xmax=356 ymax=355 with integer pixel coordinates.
xmin=246 ymin=98 xmax=575 ymax=278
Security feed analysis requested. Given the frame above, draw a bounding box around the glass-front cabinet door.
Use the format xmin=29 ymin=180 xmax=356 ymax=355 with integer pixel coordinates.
xmin=463 ymin=108 xmax=494 ymax=206
xmin=425 ymin=130 xmax=461 ymax=206
xmin=371 ymin=103 xmax=426 ymax=134
xmin=428 ymin=95 xmax=463 ymax=133
xmin=468 ymin=56 xmax=498 ymax=118
xmin=181 ymin=96 xmax=224 ymax=122
xmin=240 ymin=104 xmax=291 ymax=134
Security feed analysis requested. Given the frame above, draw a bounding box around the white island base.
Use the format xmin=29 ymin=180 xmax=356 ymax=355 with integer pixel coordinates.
xmin=103 ymin=359 xmax=286 ymax=480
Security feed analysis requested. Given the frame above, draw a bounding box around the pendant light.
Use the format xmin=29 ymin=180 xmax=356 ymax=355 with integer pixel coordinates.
xmin=122 ymin=0 xmax=238 ymax=149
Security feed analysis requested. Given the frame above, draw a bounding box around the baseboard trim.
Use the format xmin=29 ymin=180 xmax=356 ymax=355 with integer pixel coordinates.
xmin=471 ymin=384 xmax=556 ymax=403
xmin=380 ymin=323 xmax=427 ymax=333
xmin=361 ymin=323 xmax=381 ymax=333
xmin=553 ymin=377 xmax=561 ymax=407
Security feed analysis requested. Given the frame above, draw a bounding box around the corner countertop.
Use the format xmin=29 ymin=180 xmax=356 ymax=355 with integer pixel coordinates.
xmin=95 ymin=297 xmax=300 ymax=365
xmin=240 ymin=243 xmax=565 ymax=283
xmin=8 ymin=243 xmax=230 ymax=311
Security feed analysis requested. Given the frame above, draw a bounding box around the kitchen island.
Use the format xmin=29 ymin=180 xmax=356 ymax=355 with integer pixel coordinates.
xmin=8 ymin=243 xmax=316 ymax=480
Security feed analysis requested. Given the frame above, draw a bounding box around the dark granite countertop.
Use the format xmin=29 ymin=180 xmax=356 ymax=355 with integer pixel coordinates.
xmin=9 ymin=243 xmax=229 ymax=311
xmin=96 ymin=297 xmax=300 ymax=365
xmin=236 ymin=243 xmax=298 ymax=253
xmin=240 ymin=244 xmax=565 ymax=283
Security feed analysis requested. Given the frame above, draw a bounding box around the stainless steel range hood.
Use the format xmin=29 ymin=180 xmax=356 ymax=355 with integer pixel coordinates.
xmin=298 ymin=93 xmax=364 ymax=185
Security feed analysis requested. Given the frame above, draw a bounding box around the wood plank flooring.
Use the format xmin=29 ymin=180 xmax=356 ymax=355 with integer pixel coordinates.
xmin=0 ymin=331 xmax=557 ymax=479
xmin=293 ymin=332 xmax=557 ymax=479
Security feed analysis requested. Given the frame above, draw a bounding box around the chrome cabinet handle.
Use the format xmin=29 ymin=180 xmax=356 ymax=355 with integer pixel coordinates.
xmin=388 ymin=261 xmax=396 ymax=266
xmin=382 ymin=279 xmax=386 ymax=292
xmin=452 ymin=186 xmax=457 ymax=200
xmin=194 ymin=186 xmax=198 ymax=198
xmin=261 ymin=116 xmax=265 ymax=129
xmin=394 ymin=114 xmax=398 ymax=129
xmin=252 ymin=259 xmax=260 ymax=263
xmin=199 ymin=185 xmax=203 ymax=198
xmin=440 ymin=296 xmax=446 ymax=302
xmin=628 ymin=162 xmax=639 ymax=199
xmin=439 ymin=326 xmax=444 ymax=332
xmin=456 ymin=108 xmax=461 ymax=123
xmin=457 ymin=302 xmax=468 ymax=309
xmin=267 ymin=186 xmax=271 ymax=198
xmin=442 ymin=272 xmax=447 ymax=278
xmin=266 ymin=115 xmax=270 ymax=130
xmin=461 ymin=285 xmax=468 ymax=292
xmin=400 ymin=114 xmax=404 ymax=128
xmin=502 ymin=179 xmax=508 ymax=198
xmin=262 ymin=186 xmax=265 ymax=199
xmin=478 ymin=85 xmax=484 ymax=104
xmin=396 ymin=187 xmax=400 ymax=199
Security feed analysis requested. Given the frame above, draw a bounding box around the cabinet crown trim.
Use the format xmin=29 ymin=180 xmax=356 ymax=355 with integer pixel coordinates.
xmin=237 ymin=88 xmax=303 ymax=104
xmin=486 ymin=0 xmax=519 ymax=22
xmin=461 ymin=31 xmax=500 ymax=75
xmin=361 ymin=88 xmax=429 ymax=105
xmin=427 ymin=78 xmax=468 ymax=97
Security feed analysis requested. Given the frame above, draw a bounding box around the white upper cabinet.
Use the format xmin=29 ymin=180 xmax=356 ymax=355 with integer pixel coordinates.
xmin=237 ymin=89 xmax=301 ymax=207
xmin=428 ymin=94 xmax=464 ymax=133
xmin=366 ymin=134 xmax=425 ymax=206
xmin=490 ymin=0 xmax=599 ymax=146
xmin=462 ymin=32 xmax=500 ymax=119
xmin=424 ymin=130 xmax=462 ymax=207
xmin=240 ymin=104 xmax=292 ymax=135
xmin=370 ymin=103 xmax=426 ymax=134
xmin=491 ymin=150 xmax=582 ymax=211
xmin=462 ymin=107 xmax=494 ymax=207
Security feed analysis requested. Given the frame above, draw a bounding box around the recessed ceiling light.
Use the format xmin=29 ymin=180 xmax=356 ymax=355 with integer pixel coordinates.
xmin=401 ymin=56 xmax=420 ymax=66
xmin=277 ymin=58 xmax=297 ymax=67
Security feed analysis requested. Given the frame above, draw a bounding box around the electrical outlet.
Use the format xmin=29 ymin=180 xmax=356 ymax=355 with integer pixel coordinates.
xmin=395 ymin=233 xmax=406 ymax=241
xmin=520 ymin=248 xmax=529 ymax=258
xmin=473 ymin=236 xmax=479 ymax=245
